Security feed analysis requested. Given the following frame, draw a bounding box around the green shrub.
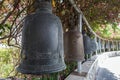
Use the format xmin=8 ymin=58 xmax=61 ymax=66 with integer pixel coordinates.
xmin=0 ymin=48 xmax=77 ymax=79
xmin=0 ymin=48 xmax=19 ymax=78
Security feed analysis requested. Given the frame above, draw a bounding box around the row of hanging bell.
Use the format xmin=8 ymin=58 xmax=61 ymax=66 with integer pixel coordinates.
xmin=83 ymin=32 xmax=97 ymax=54
xmin=17 ymin=1 xmax=66 ymax=75
xmin=64 ymin=28 xmax=85 ymax=62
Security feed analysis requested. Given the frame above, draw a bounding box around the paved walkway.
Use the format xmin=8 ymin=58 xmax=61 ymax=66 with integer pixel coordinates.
xmin=96 ymin=56 xmax=120 ymax=80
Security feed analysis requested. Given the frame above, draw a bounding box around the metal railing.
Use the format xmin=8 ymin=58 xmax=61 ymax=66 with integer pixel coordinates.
xmin=68 ymin=0 xmax=120 ymax=73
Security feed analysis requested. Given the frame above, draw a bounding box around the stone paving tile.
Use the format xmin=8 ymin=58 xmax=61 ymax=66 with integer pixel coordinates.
xmin=65 ymin=60 xmax=94 ymax=80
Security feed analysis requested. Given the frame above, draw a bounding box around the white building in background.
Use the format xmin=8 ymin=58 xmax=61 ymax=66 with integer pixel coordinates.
xmin=0 ymin=43 xmax=10 ymax=48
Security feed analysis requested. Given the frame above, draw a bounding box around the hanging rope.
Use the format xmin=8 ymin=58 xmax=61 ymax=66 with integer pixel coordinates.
xmin=68 ymin=0 xmax=120 ymax=42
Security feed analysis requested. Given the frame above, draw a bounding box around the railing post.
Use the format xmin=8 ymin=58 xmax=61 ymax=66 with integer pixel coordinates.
xmin=112 ymin=41 xmax=115 ymax=51
xmin=86 ymin=54 xmax=89 ymax=60
xmin=108 ymin=40 xmax=110 ymax=52
xmin=101 ymin=40 xmax=103 ymax=52
xmin=79 ymin=14 xmax=82 ymax=32
xmin=104 ymin=40 xmax=106 ymax=52
xmin=95 ymin=37 xmax=98 ymax=55
xmin=102 ymin=40 xmax=105 ymax=52
xmin=110 ymin=41 xmax=112 ymax=51
xmin=77 ymin=13 xmax=82 ymax=73
xmin=77 ymin=61 xmax=82 ymax=73
xmin=118 ymin=41 xmax=120 ymax=50
xmin=99 ymin=38 xmax=102 ymax=53
xmin=116 ymin=41 xmax=119 ymax=51
xmin=105 ymin=40 xmax=108 ymax=52
xmin=115 ymin=41 xmax=117 ymax=51
xmin=90 ymin=53 xmax=93 ymax=60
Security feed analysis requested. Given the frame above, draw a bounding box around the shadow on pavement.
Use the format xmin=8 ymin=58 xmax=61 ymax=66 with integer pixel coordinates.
xmin=95 ymin=68 xmax=120 ymax=80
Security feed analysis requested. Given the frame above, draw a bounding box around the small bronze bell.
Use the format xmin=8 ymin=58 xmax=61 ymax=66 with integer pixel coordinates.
xmin=83 ymin=32 xmax=97 ymax=54
xmin=90 ymin=38 xmax=97 ymax=53
xmin=17 ymin=1 xmax=66 ymax=75
xmin=64 ymin=30 xmax=85 ymax=61
xmin=83 ymin=33 xmax=91 ymax=54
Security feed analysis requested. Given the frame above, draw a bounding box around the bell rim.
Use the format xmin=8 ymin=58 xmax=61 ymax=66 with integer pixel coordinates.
xmin=16 ymin=64 xmax=66 ymax=75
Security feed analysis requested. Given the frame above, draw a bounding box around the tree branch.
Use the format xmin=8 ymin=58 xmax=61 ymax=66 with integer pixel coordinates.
xmin=0 ymin=35 xmax=10 ymax=40
xmin=0 ymin=0 xmax=20 ymax=25
xmin=0 ymin=0 xmax=5 ymax=9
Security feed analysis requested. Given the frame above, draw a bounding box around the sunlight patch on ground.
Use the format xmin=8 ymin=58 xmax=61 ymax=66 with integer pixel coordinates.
xmin=97 ymin=56 xmax=120 ymax=80
xmin=100 ymin=56 xmax=120 ymax=75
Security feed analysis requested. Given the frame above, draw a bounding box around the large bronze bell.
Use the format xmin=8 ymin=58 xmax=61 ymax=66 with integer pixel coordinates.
xmin=64 ymin=30 xmax=85 ymax=61
xmin=17 ymin=1 xmax=66 ymax=75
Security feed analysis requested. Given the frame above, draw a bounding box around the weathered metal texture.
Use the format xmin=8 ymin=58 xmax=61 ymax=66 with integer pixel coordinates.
xmin=64 ymin=30 xmax=85 ymax=61
xmin=17 ymin=2 xmax=66 ymax=75
xmin=83 ymin=33 xmax=97 ymax=54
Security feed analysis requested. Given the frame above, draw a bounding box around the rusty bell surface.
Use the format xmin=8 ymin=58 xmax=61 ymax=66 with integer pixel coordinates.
xmin=64 ymin=30 xmax=85 ymax=61
xmin=17 ymin=1 xmax=66 ymax=75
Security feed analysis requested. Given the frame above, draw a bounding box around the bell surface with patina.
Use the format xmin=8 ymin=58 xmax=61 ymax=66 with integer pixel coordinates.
xmin=83 ymin=33 xmax=91 ymax=54
xmin=17 ymin=1 xmax=66 ymax=75
xmin=64 ymin=30 xmax=85 ymax=61
xmin=83 ymin=33 xmax=97 ymax=54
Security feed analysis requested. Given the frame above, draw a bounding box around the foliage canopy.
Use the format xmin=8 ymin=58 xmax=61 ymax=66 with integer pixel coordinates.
xmin=0 ymin=0 xmax=120 ymax=46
